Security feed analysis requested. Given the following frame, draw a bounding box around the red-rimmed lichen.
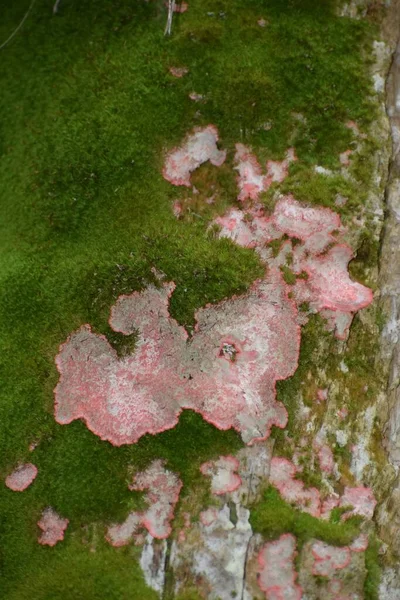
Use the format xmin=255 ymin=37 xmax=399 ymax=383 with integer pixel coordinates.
xmin=257 ymin=533 xmax=302 ymax=599
xmin=37 ymin=508 xmax=69 ymax=547
xmin=5 ymin=463 xmax=37 ymax=492
xmin=55 ymin=269 xmax=300 ymax=446
xmin=106 ymin=460 xmax=182 ymax=546
xmin=163 ymin=126 xmax=226 ymax=187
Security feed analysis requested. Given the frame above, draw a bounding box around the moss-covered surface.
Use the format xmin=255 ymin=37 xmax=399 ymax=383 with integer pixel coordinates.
xmin=0 ymin=0 xmax=385 ymax=596
xmin=250 ymin=486 xmax=361 ymax=547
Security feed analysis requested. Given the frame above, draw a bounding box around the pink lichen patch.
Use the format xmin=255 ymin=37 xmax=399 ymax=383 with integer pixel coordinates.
xmin=107 ymin=460 xmax=182 ymax=546
xmin=346 ymin=120 xmax=360 ymax=134
xmin=272 ymin=195 xmax=341 ymax=247
xmin=321 ymin=495 xmax=340 ymax=520
xmin=234 ymin=146 xmax=296 ymax=202
xmin=200 ymin=455 xmax=242 ymax=495
xmin=257 ymin=533 xmax=302 ymax=600
xmin=234 ymin=144 xmax=268 ymax=202
xmin=200 ymin=507 xmax=219 ymax=527
xmin=106 ymin=512 xmax=142 ymax=547
xmin=317 ymin=388 xmax=328 ymax=402
xmin=5 ymin=463 xmax=38 ymax=492
xmin=163 ymin=125 xmax=226 ymax=187
xmin=129 ymin=459 xmax=182 ymax=539
xmin=337 ymin=407 xmax=349 ymax=420
xmin=296 ymin=245 xmax=373 ymax=313
xmin=37 ymin=508 xmax=69 ymax=547
xmin=350 ymin=533 xmax=369 ymax=553
xmin=169 ymin=66 xmax=188 ymax=78
xmin=311 ymin=541 xmax=351 ymax=577
xmin=269 ymin=457 xmax=321 ymax=517
xmin=258 ymin=18 xmax=267 ymax=27
xmin=340 ymin=149 xmax=352 ymax=166
xmin=265 ymin=148 xmax=297 ymax=186
xmin=55 ymin=268 xmax=300 ymax=446
xmin=189 ymin=92 xmax=204 ymax=102
xmin=172 ymin=200 xmax=182 ymax=217
xmin=316 ymin=444 xmax=335 ymax=475
xmin=339 ymin=487 xmax=377 ymax=520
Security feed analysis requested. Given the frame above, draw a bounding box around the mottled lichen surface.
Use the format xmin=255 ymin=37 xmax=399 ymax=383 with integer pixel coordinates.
xmin=0 ymin=0 xmax=393 ymax=598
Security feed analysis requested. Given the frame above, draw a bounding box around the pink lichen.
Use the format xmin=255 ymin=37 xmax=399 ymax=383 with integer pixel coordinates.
xmin=340 ymin=486 xmax=377 ymax=520
xmin=106 ymin=460 xmax=182 ymax=546
xmin=272 ymin=195 xmax=341 ymax=248
xmin=321 ymin=494 xmax=340 ymax=520
xmin=37 ymin=508 xmax=69 ymax=547
xmin=349 ymin=533 xmax=369 ymax=553
xmin=5 ymin=463 xmax=37 ymax=492
xmin=200 ymin=455 xmax=242 ymax=495
xmin=163 ymin=125 xmax=226 ymax=187
xmin=316 ymin=443 xmax=335 ymax=475
xmin=311 ymin=541 xmax=351 ymax=577
xmin=337 ymin=407 xmax=349 ymax=420
xmin=257 ymin=534 xmax=302 ymax=600
xmin=130 ymin=459 xmax=182 ymax=539
xmin=295 ymin=244 xmax=373 ymax=313
xmin=340 ymin=149 xmax=352 ymax=166
xmin=265 ymin=148 xmax=297 ymax=186
xmin=106 ymin=512 xmax=142 ymax=547
xmin=169 ymin=66 xmax=188 ymax=78
xmin=55 ymin=268 xmax=300 ymax=446
xmin=200 ymin=507 xmax=219 ymax=527
xmin=234 ymin=145 xmax=296 ymax=202
xmin=189 ymin=92 xmax=204 ymax=102
xmin=258 ymin=18 xmax=267 ymax=27
xmin=269 ymin=457 xmax=321 ymax=517
xmin=172 ymin=200 xmax=182 ymax=217
xmin=234 ymin=144 xmax=268 ymax=202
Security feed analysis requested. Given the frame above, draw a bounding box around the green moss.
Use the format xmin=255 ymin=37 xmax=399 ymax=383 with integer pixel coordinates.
xmin=4 ymin=537 xmax=157 ymax=600
xmin=250 ymin=486 xmax=361 ymax=547
xmin=280 ymin=265 xmax=297 ymax=285
xmin=364 ymin=535 xmax=382 ymax=600
xmin=0 ymin=0 xmax=380 ymax=590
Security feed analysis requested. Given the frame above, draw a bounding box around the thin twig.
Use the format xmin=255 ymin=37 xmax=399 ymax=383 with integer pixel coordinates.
xmin=53 ymin=0 xmax=62 ymax=14
xmin=164 ymin=0 xmax=176 ymax=36
xmin=0 ymin=0 xmax=37 ymax=51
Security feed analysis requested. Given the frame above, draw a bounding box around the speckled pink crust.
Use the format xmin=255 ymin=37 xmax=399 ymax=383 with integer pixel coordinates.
xmin=200 ymin=455 xmax=242 ymax=495
xmin=199 ymin=507 xmax=219 ymax=527
xmin=214 ymin=195 xmax=373 ymax=340
xmin=106 ymin=460 xmax=182 ymax=546
xmin=321 ymin=495 xmax=340 ymax=520
xmin=106 ymin=512 xmax=142 ymax=547
xmin=55 ymin=269 xmax=300 ymax=446
xmin=5 ymin=463 xmax=37 ymax=492
xmin=340 ymin=486 xmax=377 ymax=520
xmin=234 ymin=144 xmax=268 ymax=202
xmin=163 ymin=125 xmax=226 ymax=187
xmin=349 ymin=533 xmax=369 ymax=553
xmin=169 ymin=66 xmax=188 ymax=78
xmin=129 ymin=459 xmax=182 ymax=538
xmin=311 ymin=541 xmax=351 ymax=577
xmin=269 ymin=457 xmax=321 ymax=517
xmin=315 ymin=443 xmax=335 ymax=475
xmin=294 ymin=244 xmax=373 ymax=313
xmin=37 ymin=508 xmax=69 ymax=547
xmin=234 ymin=145 xmax=296 ymax=202
xmin=257 ymin=534 xmax=302 ymax=600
